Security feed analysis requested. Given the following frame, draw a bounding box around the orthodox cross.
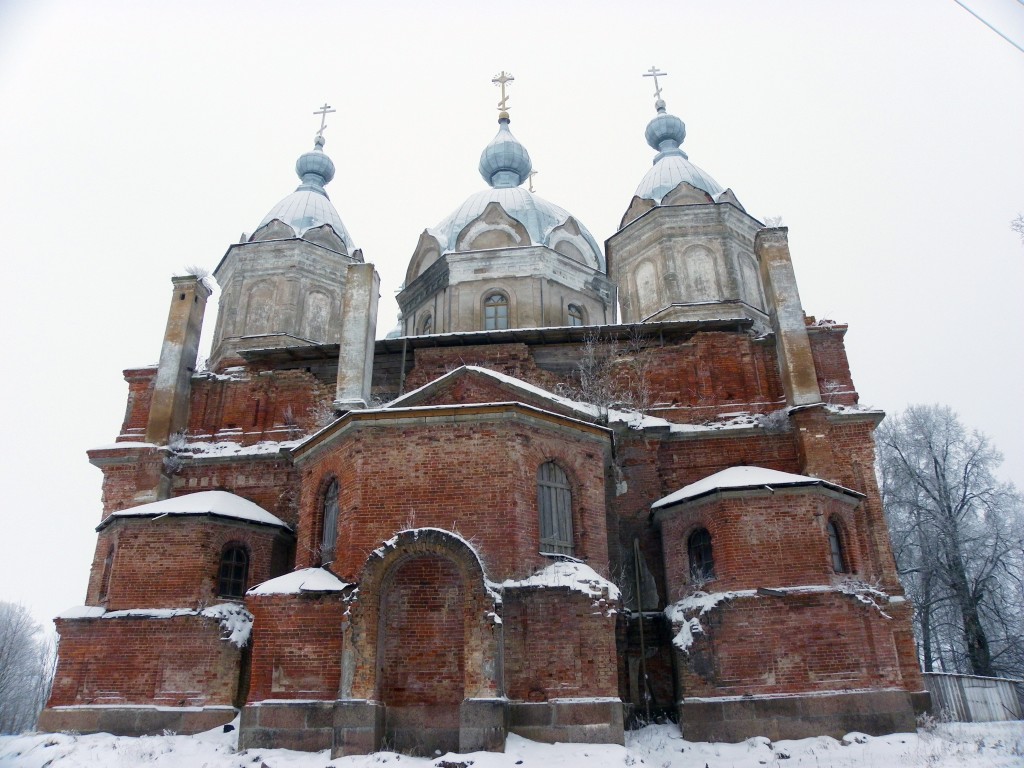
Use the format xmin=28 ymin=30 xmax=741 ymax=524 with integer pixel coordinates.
xmin=528 ymin=169 xmax=538 ymax=192
xmin=643 ymin=66 xmax=667 ymax=101
xmin=313 ymin=103 xmax=336 ymax=139
xmin=492 ymin=71 xmax=514 ymax=112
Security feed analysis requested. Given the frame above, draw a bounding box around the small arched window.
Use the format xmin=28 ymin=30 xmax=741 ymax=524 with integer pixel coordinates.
xmin=688 ymin=528 xmax=715 ymax=581
xmin=419 ymin=313 xmax=433 ymax=335
xmin=538 ymin=461 xmax=573 ymax=555
xmin=484 ymin=292 xmax=509 ymax=331
xmin=218 ymin=545 xmax=249 ymax=599
xmin=321 ymin=478 xmax=340 ymax=564
xmin=827 ymin=520 xmax=847 ymax=573
xmin=567 ymin=304 xmax=585 ymax=327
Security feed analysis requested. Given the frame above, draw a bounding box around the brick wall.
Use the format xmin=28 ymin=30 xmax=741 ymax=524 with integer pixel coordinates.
xmin=48 ymin=614 xmax=242 ymax=707
xmin=295 ymin=413 xmax=610 ymax=583
xmin=681 ymin=592 xmax=910 ymax=697
xmin=379 ymin=555 xmax=465 ymax=706
xmin=246 ymin=593 xmax=346 ymax=701
xmin=503 ymin=587 xmax=618 ymax=701
xmin=659 ymin=491 xmax=862 ymax=598
xmin=87 ymin=517 xmax=290 ymax=609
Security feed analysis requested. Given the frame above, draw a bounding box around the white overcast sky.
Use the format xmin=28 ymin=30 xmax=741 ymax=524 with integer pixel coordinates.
xmin=1 ymin=1 xmax=1022 ymax=629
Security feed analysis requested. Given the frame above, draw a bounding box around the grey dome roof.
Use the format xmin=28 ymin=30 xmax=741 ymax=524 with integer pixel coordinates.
xmin=479 ymin=116 xmax=533 ymax=187
xmin=634 ymin=100 xmax=723 ymax=203
xmin=256 ymin=136 xmax=355 ymax=251
xmin=428 ymin=116 xmax=604 ymax=271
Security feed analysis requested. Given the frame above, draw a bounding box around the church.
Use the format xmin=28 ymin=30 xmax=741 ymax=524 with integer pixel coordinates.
xmin=39 ymin=72 xmax=927 ymax=757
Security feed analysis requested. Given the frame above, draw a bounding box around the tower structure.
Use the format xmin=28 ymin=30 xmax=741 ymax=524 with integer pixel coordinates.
xmin=609 ymin=73 xmax=766 ymax=328
xmin=209 ymin=115 xmax=365 ymax=370
xmin=398 ymin=76 xmax=614 ymax=335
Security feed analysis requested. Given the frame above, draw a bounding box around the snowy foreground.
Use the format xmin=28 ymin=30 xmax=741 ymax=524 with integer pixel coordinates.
xmin=1 ymin=720 xmax=1022 ymax=768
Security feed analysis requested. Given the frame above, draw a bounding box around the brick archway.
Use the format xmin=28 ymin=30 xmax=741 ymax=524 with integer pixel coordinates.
xmin=346 ymin=529 xmax=502 ymax=755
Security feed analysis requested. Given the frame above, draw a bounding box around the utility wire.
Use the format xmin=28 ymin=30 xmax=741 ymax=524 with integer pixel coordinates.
xmin=954 ymin=0 xmax=1024 ymax=54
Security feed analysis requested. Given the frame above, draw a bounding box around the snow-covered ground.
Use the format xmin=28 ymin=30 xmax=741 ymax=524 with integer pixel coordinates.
xmin=1 ymin=720 xmax=1022 ymax=768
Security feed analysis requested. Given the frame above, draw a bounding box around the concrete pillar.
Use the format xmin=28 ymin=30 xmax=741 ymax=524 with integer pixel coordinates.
xmin=334 ymin=263 xmax=380 ymax=410
xmin=145 ymin=275 xmax=211 ymax=445
xmin=755 ymin=228 xmax=821 ymax=407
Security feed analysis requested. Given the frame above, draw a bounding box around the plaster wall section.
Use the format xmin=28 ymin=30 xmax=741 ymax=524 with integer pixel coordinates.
xmin=210 ymin=238 xmax=358 ymax=369
xmin=609 ymin=203 xmax=765 ymax=327
xmin=335 ymin=263 xmax=380 ymax=408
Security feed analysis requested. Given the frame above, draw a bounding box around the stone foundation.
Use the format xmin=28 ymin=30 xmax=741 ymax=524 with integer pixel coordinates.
xmin=679 ymin=689 xmax=918 ymax=742
xmin=509 ymin=698 xmax=624 ymax=745
xmin=37 ymin=705 xmax=235 ymax=736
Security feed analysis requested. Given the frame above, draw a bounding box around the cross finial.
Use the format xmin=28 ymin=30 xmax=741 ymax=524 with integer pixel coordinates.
xmin=492 ymin=71 xmax=515 ymax=113
xmin=643 ymin=66 xmax=667 ymax=102
xmin=528 ymin=169 xmax=538 ymax=193
xmin=313 ymin=103 xmax=336 ymax=140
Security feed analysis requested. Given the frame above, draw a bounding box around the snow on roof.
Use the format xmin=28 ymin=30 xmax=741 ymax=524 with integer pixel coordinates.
xmin=247 ymin=567 xmax=351 ymax=595
xmin=502 ymin=560 xmax=621 ymax=602
xmin=102 ymin=490 xmax=289 ymax=529
xmin=652 ymin=466 xmax=860 ymax=510
xmin=173 ymin=438 xmax=302 ymax=459
xmin=386 ymin=365 xmax=684 ymax=432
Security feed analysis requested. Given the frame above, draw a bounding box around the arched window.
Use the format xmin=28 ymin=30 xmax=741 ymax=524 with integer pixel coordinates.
xmin=217 ymin=545 xmax=249 ymax=599
xmin=538 ymin=461 xmax=573 ymax=555
xmin=484 ymin=292 xmax=509 ymax=331
xmin=827 ymin=520 xmax=847 ymax=573
xmin=419 ymin=313 xmax=433 ymax=335
xmin=321 ymin=478 xmax=340 ymax=564
xmin=567 ymin=304 xmax=585 ymax=327
xmin=688 ymin=528 xmax=715 ymax=581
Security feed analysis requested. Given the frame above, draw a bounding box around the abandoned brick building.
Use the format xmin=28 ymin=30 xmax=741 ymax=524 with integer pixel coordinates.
xmin=40 ymin=87 xmax=927 ymax=756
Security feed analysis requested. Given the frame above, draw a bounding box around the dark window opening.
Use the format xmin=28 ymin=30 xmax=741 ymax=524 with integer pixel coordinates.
xmin=217 ymin=546 xmax=249 ymax=599
xmin=568 ymin=304 xmax=585 ymax=326
xmin=321 ymin=478 xmax=340 ymax=564
xmin=688 ymin=528 xmax=715 ymax=581
xmin=828 ymin=520 xmax=847 ymax=573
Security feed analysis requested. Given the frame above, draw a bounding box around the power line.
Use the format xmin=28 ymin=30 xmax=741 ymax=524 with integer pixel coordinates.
xmin=954 ymin=0 xmax=1024 ymax=54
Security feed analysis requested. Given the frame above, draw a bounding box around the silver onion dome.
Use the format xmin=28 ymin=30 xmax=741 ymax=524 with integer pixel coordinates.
xmin=256 ymin=135 xmax=355 ymax=251
xmin=635 ymin=99 xmax=723 ymax=203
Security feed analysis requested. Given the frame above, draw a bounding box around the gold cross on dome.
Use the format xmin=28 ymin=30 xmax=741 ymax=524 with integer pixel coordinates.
xmin=643 ymin=66 xmax=667 ymax=101
xmin=492 ymin=71 xmax=515 ymax=112
xmin=313 ymin=103 xmax=336 ymax=138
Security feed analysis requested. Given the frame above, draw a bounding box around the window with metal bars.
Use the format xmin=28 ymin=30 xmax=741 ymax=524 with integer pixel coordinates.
xmin=688 ymin=528 xmax=715 ymax=581
xmin=538 ymin=461 xmax=573 ymax=555
xmin=827 ymin=520 xmax=847 ymax=573
xmin=321 ymin=478 xmax=339 ymax=564
xmin=217 ymin=545 xmax=249 ymax=599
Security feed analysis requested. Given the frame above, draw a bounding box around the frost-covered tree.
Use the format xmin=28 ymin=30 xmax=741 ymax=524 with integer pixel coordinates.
xmin=0 ymin=603 xmax=55 ymax=734
xmin=877 ymin=405 xmax=1024 ymax=678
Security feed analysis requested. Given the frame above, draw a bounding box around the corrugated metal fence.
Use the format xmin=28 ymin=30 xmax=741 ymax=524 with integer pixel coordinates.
xmin=923 ymin=673 xmax=1023 ymax=722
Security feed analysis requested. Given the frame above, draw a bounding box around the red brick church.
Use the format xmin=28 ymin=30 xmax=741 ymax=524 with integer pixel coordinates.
xmin=40 ymin=81 xmax=927 ymax=756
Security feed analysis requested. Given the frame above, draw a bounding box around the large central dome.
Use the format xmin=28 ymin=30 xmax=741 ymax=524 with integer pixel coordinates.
xmin=424 ymin=115 xmax=604 ymax=272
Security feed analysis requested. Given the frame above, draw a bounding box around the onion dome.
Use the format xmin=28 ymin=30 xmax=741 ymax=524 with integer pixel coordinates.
xmin=255 ymin=135 xmax=355 ymax=251
xmin=635 ymin=99 xmax=724 ymax=203
xmin=478 ymin=113 xmax=533 ymax=188
xmin=423 ymin=114 xmax=604 ymax=271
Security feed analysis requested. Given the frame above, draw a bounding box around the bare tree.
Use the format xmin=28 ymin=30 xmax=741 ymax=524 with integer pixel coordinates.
xmin=877 ymin=405 xmax=1024 ymax=678
xmin=558 ymin=329 xmax=653 ymax=423
xmin=0 ymin=603 xmax=56 ymax=734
